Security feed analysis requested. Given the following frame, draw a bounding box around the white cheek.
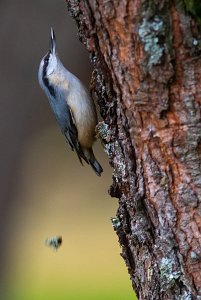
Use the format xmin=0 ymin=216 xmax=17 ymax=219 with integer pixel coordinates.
xmin=47 ymin=65 xmax=54 ymax=76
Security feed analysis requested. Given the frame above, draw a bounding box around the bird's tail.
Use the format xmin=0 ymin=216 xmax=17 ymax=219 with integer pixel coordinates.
xmin=83 ymin=148 xmax=103 ymax=176
xmin=89 ymin=158 xmax=103 ymax=176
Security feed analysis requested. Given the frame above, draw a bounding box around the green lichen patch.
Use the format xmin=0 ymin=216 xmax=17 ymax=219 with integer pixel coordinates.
xmin=160 ymin=257 xmax=182 ymax=291
xmin=95 ymin=121 xmax=110 ymax=142
xmin=111 ymin=217 xmax=121 ymax=230
xmin=95 ymin=121 xmax=114 ymax=158
xmin=139 ymin=16 xmax=165 ymax=70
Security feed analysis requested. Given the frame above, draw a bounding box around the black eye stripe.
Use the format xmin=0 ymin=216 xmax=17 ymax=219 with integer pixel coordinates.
xmin=42 ymin=51 xmax=55 ymax=97
xmin=43 ymin=51 xmax=50 ymax=68
xmin=44 ymin=52 xmax=50 ymax=63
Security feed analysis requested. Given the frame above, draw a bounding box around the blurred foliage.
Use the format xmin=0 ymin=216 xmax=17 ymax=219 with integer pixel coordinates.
xmin=183 ymin=0 xmax=201 ymax=24
xmin=12 ymin=287 xmax=136 ymax=300
xmin=4 ymin=128 xmax=136 ymax=300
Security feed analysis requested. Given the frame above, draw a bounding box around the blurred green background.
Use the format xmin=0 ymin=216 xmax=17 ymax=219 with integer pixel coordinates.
xmin=0 ymin=0 xmax=136 ymax=299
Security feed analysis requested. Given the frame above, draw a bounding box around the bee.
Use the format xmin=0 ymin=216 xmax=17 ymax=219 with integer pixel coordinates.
xmin=45 ymin=235 xmax=62 ymax=251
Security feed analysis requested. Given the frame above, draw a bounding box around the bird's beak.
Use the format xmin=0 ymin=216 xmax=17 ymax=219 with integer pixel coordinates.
xmin=50 ymin=27 xmax=56 ymax=54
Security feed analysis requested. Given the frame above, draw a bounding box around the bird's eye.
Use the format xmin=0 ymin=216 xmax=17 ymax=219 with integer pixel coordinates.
xmin=44 ymin=51 xmax=51 ymax=63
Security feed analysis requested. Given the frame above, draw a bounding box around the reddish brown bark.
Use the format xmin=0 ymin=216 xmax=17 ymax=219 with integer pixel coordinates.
xmin=66 ymin=1 xmax=201 ymax=299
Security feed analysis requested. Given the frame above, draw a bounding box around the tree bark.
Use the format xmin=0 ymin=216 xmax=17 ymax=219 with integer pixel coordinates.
xmin=66 ymin=1 xmax=201 ymax=299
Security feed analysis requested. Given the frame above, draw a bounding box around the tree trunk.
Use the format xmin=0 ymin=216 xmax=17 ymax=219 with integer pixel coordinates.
xmin=66 ymin=1 xmax=201 ymax=299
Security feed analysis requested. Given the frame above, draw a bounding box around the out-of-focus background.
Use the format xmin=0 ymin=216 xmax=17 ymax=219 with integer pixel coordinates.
xmin=0 ymin=1 xmax=135 ymax=299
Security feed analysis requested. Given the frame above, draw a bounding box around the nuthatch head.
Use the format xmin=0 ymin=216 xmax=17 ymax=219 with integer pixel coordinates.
xmin=38 ymin=28 xmax=103 ymax=176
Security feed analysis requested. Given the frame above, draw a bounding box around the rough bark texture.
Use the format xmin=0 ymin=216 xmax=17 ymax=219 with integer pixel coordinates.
xmin=66 ymin=1 xmax=201 ymax=299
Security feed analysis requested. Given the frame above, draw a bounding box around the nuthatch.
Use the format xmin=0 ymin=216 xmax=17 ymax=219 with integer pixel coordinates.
xmin=38 ymin=28 xmax=103 ymax=176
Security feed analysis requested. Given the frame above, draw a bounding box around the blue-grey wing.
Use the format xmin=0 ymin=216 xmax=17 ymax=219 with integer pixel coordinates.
xmin=48 ymin=88 xmax=86 ymax=165
xmin=64 ymin=107 xmax=84 ymax=164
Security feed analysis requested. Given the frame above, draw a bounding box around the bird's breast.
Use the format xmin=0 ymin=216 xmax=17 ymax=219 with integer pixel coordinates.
xmin=67 ymin=90 xmax=97 ymax=148
xmin=48 ymin=73 xmax=69 ymax=91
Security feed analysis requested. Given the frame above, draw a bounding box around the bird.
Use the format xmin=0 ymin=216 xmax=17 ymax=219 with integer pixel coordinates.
xmin=38 ymin=28 xmax=103 ymax=176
